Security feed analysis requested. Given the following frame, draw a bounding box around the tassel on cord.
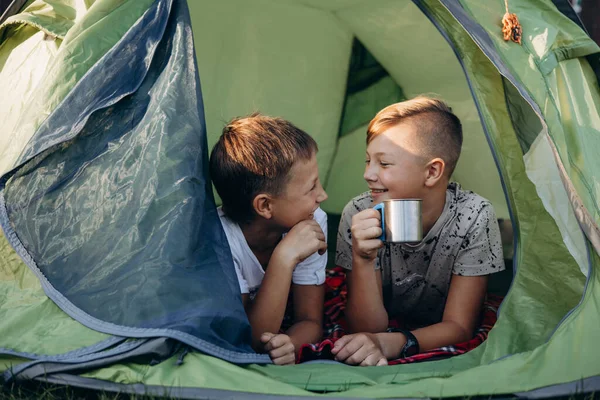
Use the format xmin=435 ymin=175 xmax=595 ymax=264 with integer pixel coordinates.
xmin=502 ymin=0 xmax=522 ymax=44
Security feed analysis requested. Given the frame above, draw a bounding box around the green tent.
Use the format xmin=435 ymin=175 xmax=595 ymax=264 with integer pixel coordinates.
xmin=1 ymin=0 xmax=599 ymax=398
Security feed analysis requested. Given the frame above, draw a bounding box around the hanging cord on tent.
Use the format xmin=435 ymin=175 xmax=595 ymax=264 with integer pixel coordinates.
xmin=502 ymin=0 xmax=522 ymax=44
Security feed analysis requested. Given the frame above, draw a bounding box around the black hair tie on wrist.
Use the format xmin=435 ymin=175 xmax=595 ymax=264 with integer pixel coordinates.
xmin=387 ymin=328 xmax=420 ymax=358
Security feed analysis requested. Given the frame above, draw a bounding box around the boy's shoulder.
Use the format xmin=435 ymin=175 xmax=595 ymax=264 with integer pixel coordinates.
xmin=448 ymin=182 xmax=493 ymax=213
xmin=444 ymin=183 xmax=498 ymax=239
xmin=217 ymin=206 xmax=243 ymax=241
xmin=341 ymin=191 xmax=373 ymax=217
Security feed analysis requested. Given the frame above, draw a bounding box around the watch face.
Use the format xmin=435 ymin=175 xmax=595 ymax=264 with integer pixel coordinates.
xmin=403 ymin=338 xmax=419 ymax=357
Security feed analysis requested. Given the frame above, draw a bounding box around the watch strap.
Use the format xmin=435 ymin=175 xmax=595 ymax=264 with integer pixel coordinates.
xmin=388 ymin=327 xmax=420 ymax=358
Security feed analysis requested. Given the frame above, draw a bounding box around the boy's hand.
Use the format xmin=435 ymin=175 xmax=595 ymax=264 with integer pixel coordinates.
xmin=331 ymin=333 xmax=388 ymax=366
xmin=261 ymin=332 xmax=296 ymax=365
xmin=275 ymin=220 xmax=327 ymax=266
xmin=351 ymin=209 xmax=383 ymax=261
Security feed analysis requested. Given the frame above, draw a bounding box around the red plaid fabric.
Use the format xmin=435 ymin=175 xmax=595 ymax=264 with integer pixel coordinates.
xmin=295 ymin=267 xmax=502 ymax=364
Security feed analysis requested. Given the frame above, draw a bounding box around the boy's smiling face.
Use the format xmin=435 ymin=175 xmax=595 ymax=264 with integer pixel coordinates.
xmin=270 ymin=153 xmax=328 ymax=230
xmin=364 ymin=122 xmax=429 ymax=204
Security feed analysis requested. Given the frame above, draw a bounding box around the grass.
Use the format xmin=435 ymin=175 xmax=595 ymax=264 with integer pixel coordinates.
xmin=0 ymin=380 xmax=166 ymax=400
xmin=0 ymin=379 xmax=597 ymax=400
xmin=1 ymin=380 xmax=116 ymax=400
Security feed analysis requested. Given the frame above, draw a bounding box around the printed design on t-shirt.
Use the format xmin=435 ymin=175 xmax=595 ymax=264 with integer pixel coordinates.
xmin=452 ymin=201 xmax=504 ymax=275
xmin=387 ymin=185 xmax=464 ymax=322
xmin=335 ymin=183 xmax=505 ymax=327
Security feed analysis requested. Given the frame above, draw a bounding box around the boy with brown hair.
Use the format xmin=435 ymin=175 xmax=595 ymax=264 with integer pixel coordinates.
xmin=209 ymin=114 xmax=328 ymax=365
xmin=331 ymin=96 xmax=505 ymax=366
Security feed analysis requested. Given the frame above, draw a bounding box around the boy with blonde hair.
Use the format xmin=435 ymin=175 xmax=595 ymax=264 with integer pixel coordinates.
xmin=332 ymin=96 xmax=504 ymax=366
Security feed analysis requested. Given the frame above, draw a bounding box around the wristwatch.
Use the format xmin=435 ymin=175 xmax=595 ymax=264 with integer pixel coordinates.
xmin=388 ymin=328 xmax=420 ymax=358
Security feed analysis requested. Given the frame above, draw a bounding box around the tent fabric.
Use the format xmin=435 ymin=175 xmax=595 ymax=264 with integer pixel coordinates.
xmin=0 ymin=0 xmax=267 ymax=364
xmin=1 ymin=0 xmax=599 ymax=398
xmin=0 ymin=0 xmax=158 ymax=177
xmin=26 ymin=374 xmax=600 ymax=400
xmin=450 ymin=0 xmax=600 ymax=259
xmin=8 ymin=338 xmax=177 ymax=381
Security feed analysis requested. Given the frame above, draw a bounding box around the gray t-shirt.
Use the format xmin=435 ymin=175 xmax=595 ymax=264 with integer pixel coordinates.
xmin=336 ymin=182 xmax=505 ymax=328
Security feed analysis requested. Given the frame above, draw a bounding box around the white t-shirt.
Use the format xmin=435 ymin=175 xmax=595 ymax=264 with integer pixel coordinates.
xmin=218 ymin=207 xmax=328 ymax=298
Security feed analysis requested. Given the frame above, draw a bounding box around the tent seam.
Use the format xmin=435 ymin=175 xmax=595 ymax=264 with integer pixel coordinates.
xmin=0 ymin=18 xmax=63 ymax=39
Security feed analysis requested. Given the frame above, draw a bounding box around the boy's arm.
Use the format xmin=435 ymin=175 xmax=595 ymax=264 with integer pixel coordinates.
xmin=345 ymin=264 xmax=388 ymax=333
xmin=376 ymin=203 xmax=499 ymax=357
xmin=334 ymin=274 xmax=487 ymax=364
xmin=376 ymin=273 xmax=487 ymax=359
xmin=246 ymin=219 xmax=327 ymax=352
xmin=415 ymin=274 xmax=487 ymax=350
xmin=344 ymin=208 xmax=389 ymax=333
xmin=244 ymin=252 xmax=295 ymax=351
xmin=285 ymin=283 xmax=325 ymax=353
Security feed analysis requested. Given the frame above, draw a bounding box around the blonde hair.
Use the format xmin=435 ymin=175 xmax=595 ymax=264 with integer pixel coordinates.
xmin=367 ymin=96 xmax=463 ymax=177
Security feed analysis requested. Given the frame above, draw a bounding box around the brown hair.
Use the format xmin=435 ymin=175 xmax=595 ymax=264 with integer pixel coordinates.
xmin=367 ymin=96 xmax=463 ymax=177
xmin=209 ymin=113 xmax=318 ymax=224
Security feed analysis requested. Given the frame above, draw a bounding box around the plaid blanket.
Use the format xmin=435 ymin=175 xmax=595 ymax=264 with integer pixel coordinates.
xmin=293 ymin=267 xmax=502 ymax=364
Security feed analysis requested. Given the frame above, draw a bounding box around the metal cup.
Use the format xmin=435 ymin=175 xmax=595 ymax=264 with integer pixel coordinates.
xmin=373 ymin=199 xmax=422 ymax=243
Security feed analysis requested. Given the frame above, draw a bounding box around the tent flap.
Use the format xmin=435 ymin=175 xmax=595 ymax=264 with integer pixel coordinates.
xmin=1 ymin=0 xmax=268 ymax=365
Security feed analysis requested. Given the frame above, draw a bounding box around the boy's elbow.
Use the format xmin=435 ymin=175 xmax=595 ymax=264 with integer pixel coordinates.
xmin=295 ymin=317 xmax=323 ymax=342
xmin=446 ymin=320 xmax=473 ymax=343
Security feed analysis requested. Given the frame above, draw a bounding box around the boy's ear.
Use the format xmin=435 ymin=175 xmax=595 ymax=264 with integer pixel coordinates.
xmin=424 ymin=158 xmax=445 ymax=187
xmin=253 ymin=193 xmax=273 ymax=219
